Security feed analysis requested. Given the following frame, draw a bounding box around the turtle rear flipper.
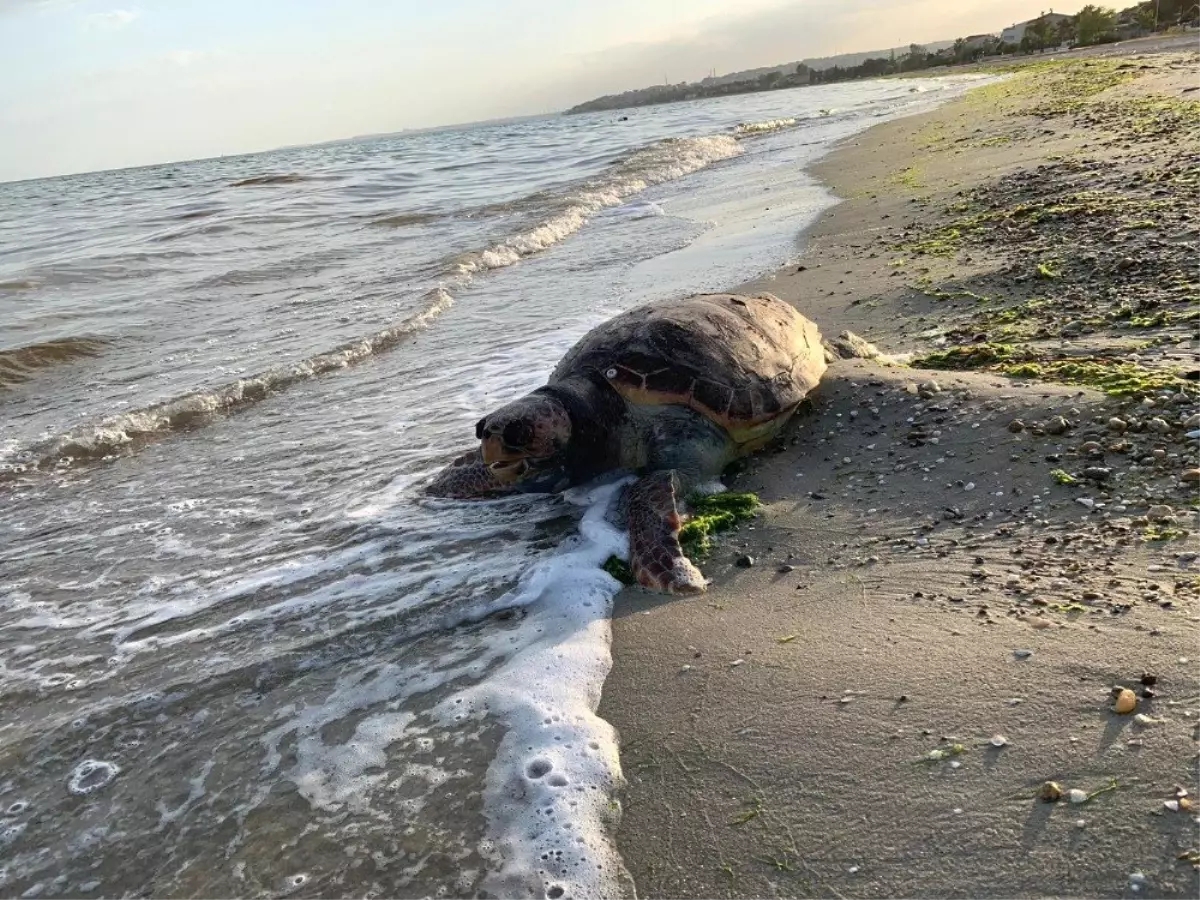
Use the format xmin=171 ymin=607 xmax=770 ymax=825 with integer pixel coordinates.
xmin=627 ymin=471 xmax=707 ymax=595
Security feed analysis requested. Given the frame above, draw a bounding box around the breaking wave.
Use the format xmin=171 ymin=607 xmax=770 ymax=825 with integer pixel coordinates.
xmin=452 ymin=134 xmax=743 ymax=275
xmin=0 ymin=290 xmax=452 ymax=478
xmin=735 ymin=117 xmax=799 ymax=135
xmin=0 ymin=336 xmax=112 ymax=387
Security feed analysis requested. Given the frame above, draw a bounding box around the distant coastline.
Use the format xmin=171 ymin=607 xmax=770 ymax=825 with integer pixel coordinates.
xmin=565 ymin=1 xmax=1196 ymax=115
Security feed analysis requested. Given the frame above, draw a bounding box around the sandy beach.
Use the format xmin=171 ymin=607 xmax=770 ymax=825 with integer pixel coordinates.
xmin=602 ymin=40 xmax=1200 ymax=899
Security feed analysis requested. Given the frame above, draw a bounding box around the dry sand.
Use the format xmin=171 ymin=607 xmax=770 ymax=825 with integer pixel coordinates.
xmin=601 ymin=44 xmax=1200 ymax=899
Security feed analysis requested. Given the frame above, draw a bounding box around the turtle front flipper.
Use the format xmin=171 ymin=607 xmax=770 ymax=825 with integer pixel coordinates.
xmin=427 ymin=449 xmax=513 ymax=498
xmin=626 ymin=471 xmax=707 ymax=595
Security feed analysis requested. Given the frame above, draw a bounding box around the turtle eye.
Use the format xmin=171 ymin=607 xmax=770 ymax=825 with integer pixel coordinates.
xmin=502 ymin=421 xmax=532 ymax=449
xmin=475 ymin=418 xmax=487 ymax=439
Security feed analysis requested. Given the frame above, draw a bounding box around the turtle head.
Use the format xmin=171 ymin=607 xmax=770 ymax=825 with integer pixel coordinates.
xmin=475 ymin=393 xmax=571 ymax=491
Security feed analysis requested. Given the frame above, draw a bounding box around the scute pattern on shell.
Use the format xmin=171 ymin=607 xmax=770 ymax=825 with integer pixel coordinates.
xmin=550 ymin=293 xmax=825 ymax=443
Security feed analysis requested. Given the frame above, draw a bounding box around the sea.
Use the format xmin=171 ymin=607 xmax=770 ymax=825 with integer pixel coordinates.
xmin=0 ymin=73 xmax=988 ymax=899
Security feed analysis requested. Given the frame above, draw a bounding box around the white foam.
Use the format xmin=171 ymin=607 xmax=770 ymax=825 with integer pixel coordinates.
xmin=734 ymin=117 xmax=798 ymax=135
xmin=433 ymin=477 xmax=631 ymax=900
xmin=66 ymin=759 xmax=120 ymax=795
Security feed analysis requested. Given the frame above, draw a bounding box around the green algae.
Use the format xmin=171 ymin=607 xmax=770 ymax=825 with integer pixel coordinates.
xmin=912 ymin=343 xmax=1025 ymax=370
xmin=602 ymin=556 xmax=635 ymax=585
xmin=1001 ymin=358 xmax=1194 ymax=398
xmin=1050 ymin=469 xmax=1079 ymax=486
xmin=681 ymin=491 xmax=762 ymax=558
xmin=601 ymin=491 xmax=762 ymax=585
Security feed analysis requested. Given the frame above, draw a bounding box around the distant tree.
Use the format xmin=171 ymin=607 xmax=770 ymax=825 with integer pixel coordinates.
xmin=952 ymin=37 xmax=968 ymax=62
xmin=1024 ymin=15 xmax=1054 ymax=51
xmin=1075 ymin=4 xmax=1118 ymax=44
xmin=1056 ymin=16 xmax=1077 ymax=44
xmin=1132 ymin=2 xmax=1157 ymax=29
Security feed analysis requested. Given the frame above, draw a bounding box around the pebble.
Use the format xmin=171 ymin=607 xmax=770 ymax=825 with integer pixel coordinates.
xmin=1107 ymin=417 xmax=1128 ymax=433
xmin=989 ymin=734 xmax=1008 ymax=748
xmin=1128 ymin=872 xmax=1147 ymax=891
xmin=1079 ymin=441 xmax=1103 ymax=455
xmin=1068 ymin=788 xmax=1089 ymax=805
xmin=1038 ymin=781 xmax=1063 ymax=802
xmin=1074 ymin=819 xmax=1086 ymax=829
xmin=1113 ymin=688 xmax=1137 ymax=715
xmin=1013 ymin=649 xmax=1033 ymax=659
xmin=1164 ymin=799 xmax=1180 ymax=812
xmin=1007 ymin=419 xmax=1025 ymax=433
xmin=1146 ymin=504 xmax=1174 ymax=522
xmin=1182 ymin=468 xmax=1200 ymax=483
xmin=735 ymin=554 xmax=755 ymax=568
xmin=1045 ymin=416 xmax=1070 ymax=435
xmin=730 ymin=659 xmax=745 ymax=667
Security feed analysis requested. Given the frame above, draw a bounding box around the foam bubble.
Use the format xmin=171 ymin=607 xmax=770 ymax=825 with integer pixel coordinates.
xmin=66 ymin=759 xmax=120 ymax=795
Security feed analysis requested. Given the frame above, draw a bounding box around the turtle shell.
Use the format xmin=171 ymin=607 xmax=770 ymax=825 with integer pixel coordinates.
xmin=551 ymin=293 xmax=825 ymax=447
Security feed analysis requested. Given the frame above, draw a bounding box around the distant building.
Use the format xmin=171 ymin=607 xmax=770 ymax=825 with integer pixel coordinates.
xmin=963 ymin=33 xmax=999 ymax=50
xmin=1001 ymin=12 xmax=1072 ymax=44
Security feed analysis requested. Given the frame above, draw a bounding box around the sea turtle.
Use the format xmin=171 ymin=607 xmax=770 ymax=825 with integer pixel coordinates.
xmin=427 ymin=293 xmax=826 ymax=594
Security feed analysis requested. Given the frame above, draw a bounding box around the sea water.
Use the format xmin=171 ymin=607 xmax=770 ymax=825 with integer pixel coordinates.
xmin=0 ymin=73 xmax=989 ymax=898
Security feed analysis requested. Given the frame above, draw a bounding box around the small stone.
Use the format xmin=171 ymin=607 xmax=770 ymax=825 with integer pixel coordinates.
xmin=1037 ymin=781 xmax=1063 ymax=802
xmin=1148 ymin=417 xmax=1172 ymax=434
xmin=1113 ymin=688 xmax=1137 ymax=715
xmin=1128 ymin=872 xmax=1147 ymax=891
xmin=1074 ymin=818 xmax=1086 ymax=829
xmin=990 ymin=734 xmax=1008 ymax=748
xmin=1045 ymin=416 xmax=1070 ymax=435
xmin=777 ymin=564 xmax=795 ymax=573
xmin=1007 ymin=419 xmax=1025 ymax=433
xmin=730 ymin=658 xmax=745 ymax=667
xmin=1133 ymin=713 xmax=1156 ymax=727
xmin=735 ymin=554 xmax=755 ymax=568
xmin=1182 ymin=469 xmax=1200 ymax=483
xmin=1107 ymin=417 xmax=1128 ymax=433
xmin=1013 ymin=649 xmax=1033 ymax=659
xmin=1147 ymin=505 xmax=1175 ymax=522
xmin=1164 ymin=799 xmax=1180 ymax=812
xmin=1079 ymin=441 xmax=1103 ymax=456
xmin=1139 ymin=672 xmax=1158 ymax=686
xmin=1083 ymin=467 xmax=1112 ymax=482
xmin=1067 ymin=788 xmax=1089 ymax=805
xmin=680 ymin=664 xmax=693 ymax=673
xmin=920 ymin=379 xmax=941 ymax=394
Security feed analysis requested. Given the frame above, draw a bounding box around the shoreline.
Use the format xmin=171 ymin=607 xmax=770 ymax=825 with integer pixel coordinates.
xmin=601 ymin=44 xmax=1200 ymax=899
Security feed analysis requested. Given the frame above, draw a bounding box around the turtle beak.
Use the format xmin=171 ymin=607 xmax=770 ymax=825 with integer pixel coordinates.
xmin=481 ymin=434 xmax=513 ymax=466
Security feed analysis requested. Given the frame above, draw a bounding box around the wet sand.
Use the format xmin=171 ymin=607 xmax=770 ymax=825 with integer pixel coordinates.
xmin=602 ymin=46 xmax=1200 ymax=899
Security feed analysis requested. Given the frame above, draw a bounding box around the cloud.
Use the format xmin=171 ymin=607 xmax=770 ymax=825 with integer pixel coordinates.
xmin=83 ymin=8 xmax=138 ymax=30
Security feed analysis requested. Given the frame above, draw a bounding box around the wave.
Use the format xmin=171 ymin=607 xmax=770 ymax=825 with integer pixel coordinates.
xmin=735 ymin=117 xmax=798 ymax=135
xmin=0 ymin=279 xmax=41 ymax=291
xmin=4 ymin=126 xmax=768 ymax=476
xmin=452 ymin=134 xmax=742 ymax=275
xmin=368 ymin=212 xmax=442 ymax=228
xmin=229 ymin=173 xmax=312 ymax=187
xmin=0 ymin=336 xmax=112 ymax=388
xmin=0 ymin=291 xmax=452 ymax=479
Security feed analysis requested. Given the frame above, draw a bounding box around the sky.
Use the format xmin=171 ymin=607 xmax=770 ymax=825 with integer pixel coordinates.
xmin=0 ymin=0 xmax=1081 ymax=182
